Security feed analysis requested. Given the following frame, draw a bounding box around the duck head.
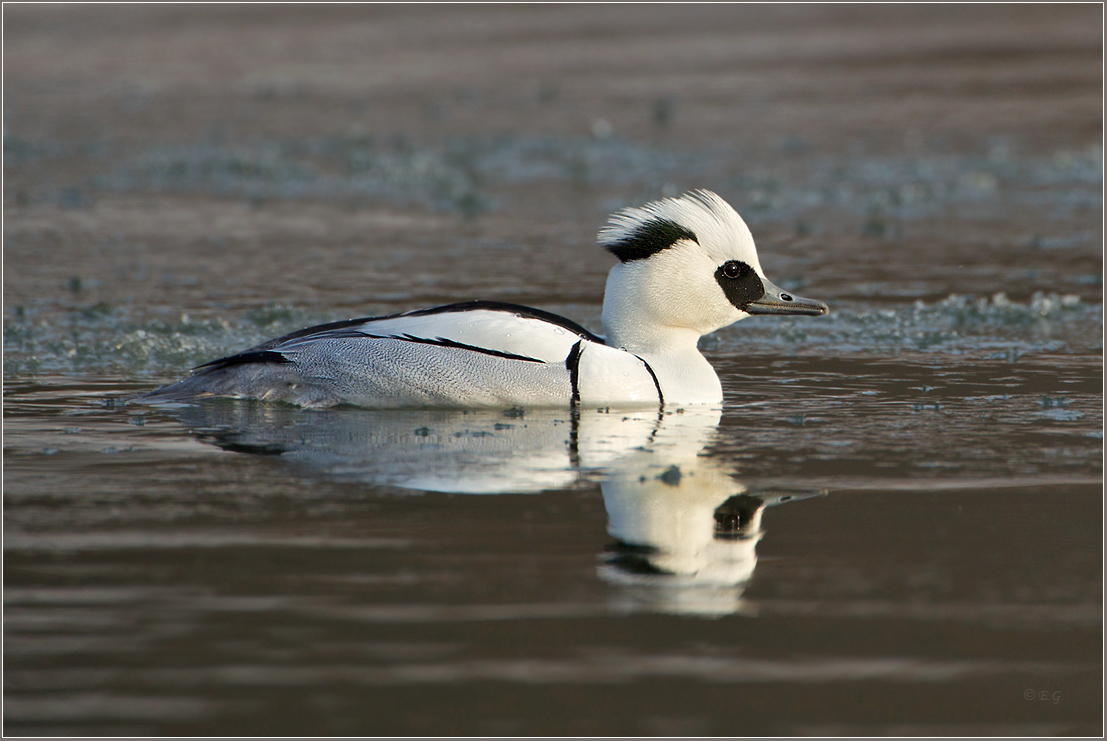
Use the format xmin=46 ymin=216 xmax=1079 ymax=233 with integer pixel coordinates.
xmin=598 ymin=189 xmax=828 ymax=356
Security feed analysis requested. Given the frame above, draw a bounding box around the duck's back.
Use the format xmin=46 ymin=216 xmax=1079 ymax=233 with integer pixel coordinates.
xmin=139 ymin=302 xmax=663 ymax=409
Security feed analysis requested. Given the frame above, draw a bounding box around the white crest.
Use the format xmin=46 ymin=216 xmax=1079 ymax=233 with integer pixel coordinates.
xmin=598 ymin=189 xmax=761 ymax=271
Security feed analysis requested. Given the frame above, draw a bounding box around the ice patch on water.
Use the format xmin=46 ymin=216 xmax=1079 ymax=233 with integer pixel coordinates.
xmin=3 ymin=304 xmax=322 ymax=377
xmin=5 ymin=293 xmax=1101 ymax=378
xmin=712 ymin=292 xmax=1102 ymax=356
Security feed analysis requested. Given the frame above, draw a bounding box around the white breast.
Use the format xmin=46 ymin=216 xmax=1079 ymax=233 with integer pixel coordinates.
xmin=576 ymin=343 xmax=663 ymax=406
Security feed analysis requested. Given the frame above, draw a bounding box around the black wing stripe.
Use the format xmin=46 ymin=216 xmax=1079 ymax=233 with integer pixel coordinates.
xmin=194 ymin=350 xmax=292 ymax=372
xmin=386 ymin=334 xmax=546 ymax=363
xmin=198 ymin=333 xmax=549 ymax=371
xmin=404 ymin=301 xmax=604 ymax=343
xmin=636 ymin=355 xmax=665 ymax=406
xmin=565 ymin=340 xmax=584 ymax=407
xmin=247 ymin=317 xmax=377 ymax=350
xmin=239 ymin=301 xmax=602 ymax=352
xmin=285 ymin=330 xmax=547 ymax=363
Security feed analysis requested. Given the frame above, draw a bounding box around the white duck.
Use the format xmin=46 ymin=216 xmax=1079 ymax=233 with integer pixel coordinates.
xmin=140 ymin=190 xmax=827 ymax=409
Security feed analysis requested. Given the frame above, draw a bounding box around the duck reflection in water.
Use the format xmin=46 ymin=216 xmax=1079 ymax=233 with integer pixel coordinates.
xmin=161 ymin=401 xmax=820 ymax=617
xmin=583 ymin=407 xmax=821 ymax=617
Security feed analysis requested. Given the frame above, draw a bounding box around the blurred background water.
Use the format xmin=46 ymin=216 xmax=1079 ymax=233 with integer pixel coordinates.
xmin=4 ymin=5 xmax=1102 ymax=735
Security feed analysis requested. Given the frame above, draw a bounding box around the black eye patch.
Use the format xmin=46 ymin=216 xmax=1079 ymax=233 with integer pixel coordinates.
xmin=714 ymin=260 xmax=765 ymax=310
xmin=713 ymin=493 xmax=764 ymax=539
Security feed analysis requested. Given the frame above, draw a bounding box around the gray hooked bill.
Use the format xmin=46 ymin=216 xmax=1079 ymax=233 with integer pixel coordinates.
xmin=745 ymin=278 xmax=830 ymax=316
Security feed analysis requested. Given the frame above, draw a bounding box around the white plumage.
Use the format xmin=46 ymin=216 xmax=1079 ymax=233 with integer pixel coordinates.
xmin=139 ymin=190 xmax=828 ymax=409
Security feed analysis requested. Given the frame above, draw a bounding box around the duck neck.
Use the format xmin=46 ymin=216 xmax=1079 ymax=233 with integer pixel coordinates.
xmin=600 ymin=267 xmax=723 ymax=405
xmin=600 ymin=263 xmax=703 ymax=356
xmin=602 ymin=311 xmax=704 ymax=359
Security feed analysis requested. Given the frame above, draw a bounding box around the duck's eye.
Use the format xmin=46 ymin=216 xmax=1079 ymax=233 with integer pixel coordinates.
xmin=721 ymin=260 xmax=748 ymax=279
xmin=714 ymin=260 xmax=765 ymax=310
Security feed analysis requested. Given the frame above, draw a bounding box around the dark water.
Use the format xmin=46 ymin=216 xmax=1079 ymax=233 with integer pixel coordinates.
xmin=4 ymin=351 xmax=1101 ymax=735
xmin=4 ymin=5 xmax=1103 ymax=736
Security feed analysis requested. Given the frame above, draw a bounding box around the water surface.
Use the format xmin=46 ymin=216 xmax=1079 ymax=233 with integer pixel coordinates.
xmin=4 ymin=5 xmax=1102 ymax=735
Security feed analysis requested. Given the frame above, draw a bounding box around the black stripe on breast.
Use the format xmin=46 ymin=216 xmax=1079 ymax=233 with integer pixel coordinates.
xmin=635 ymin=355 xmax=665 ymax=406
xmin=565 ymin=340 xmax=584 ymax=406
xmin=567 ymin=407 xmax=581 ymax=470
